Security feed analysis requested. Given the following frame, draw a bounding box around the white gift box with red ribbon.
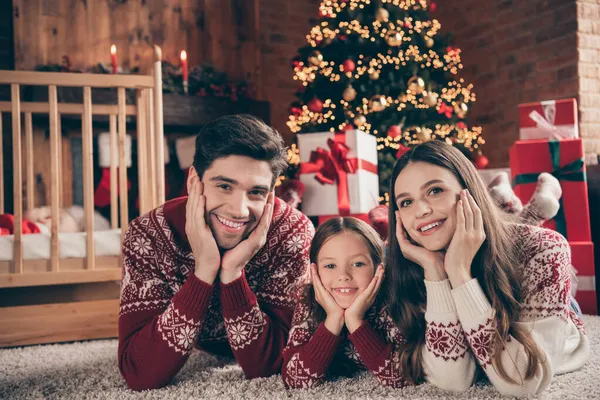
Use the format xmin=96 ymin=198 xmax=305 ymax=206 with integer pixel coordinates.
xmin=519 ymin=98 xmax=579 ymax=140
xmin=297 ymin=130 xmax=379 ymax=216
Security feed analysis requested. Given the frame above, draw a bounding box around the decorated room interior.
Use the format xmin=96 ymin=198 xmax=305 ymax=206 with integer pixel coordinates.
xmin=1 ymin=0 xmax=600 ymax=398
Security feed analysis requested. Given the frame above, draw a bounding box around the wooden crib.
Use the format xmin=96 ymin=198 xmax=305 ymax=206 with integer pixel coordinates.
xmin=0 ymin=46 xmax=165 ymax=347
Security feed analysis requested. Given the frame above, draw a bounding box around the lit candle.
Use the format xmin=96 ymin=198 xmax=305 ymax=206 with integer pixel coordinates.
xmin=180 ymin=50 xmax=188 ymax=94
xmin=110 ymin=45 xmax=118 ymax=74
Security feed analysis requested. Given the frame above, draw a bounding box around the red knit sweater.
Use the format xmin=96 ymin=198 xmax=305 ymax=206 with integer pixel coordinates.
xmin=118 ymin=196 xmax=314 ymax=390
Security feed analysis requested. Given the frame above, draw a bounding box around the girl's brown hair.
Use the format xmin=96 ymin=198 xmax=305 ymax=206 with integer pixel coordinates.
xmin=383 ymin=140 xmax=543 ymax=385
xmin=303 ymin=217 xmax=385 ymax=327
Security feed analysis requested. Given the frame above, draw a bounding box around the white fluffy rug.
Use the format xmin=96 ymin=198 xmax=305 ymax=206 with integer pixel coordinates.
xmin=2 ymin=315 xmax=600 ymax=399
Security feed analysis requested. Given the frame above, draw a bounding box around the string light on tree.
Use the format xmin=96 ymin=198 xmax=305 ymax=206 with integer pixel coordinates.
xmin=286 ymin=0 xmax=486 ymax=200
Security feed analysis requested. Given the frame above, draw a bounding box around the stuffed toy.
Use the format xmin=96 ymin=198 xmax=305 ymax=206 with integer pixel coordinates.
xmin=275 ymin=179 xmax=305 ymax=209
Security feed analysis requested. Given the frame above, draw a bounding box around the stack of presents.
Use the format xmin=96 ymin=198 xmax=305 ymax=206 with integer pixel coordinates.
xmin=512 ymin=99 xmax=596 ymax=315
xmin=296 ymin=98 xmax=597 ymax=315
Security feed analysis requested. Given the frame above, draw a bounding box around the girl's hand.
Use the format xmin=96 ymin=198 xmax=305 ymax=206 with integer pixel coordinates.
xmin=395 ymin=211 xmax=447 ymax=281
xmin=444 ymin=189 xmax=486 ymax=288
xmin=311 ymin=263 xmax=345 ymax=335
xmin=345 ymin=265 xmax=384 ymax=333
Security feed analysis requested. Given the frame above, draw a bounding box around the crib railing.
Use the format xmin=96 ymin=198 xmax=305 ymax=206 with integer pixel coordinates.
xmin=0 ymin=46 xmax=165 ymax=288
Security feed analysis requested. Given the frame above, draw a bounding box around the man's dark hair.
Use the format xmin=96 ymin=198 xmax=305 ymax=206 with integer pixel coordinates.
xmin=192 ymin=114 xmax=288 ymax=187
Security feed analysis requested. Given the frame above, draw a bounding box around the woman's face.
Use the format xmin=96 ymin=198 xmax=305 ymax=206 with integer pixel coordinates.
xmin=393 ymin=161 xmax=464 ymax=251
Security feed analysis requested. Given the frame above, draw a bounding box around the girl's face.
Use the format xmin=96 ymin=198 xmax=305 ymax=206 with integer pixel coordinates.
xmin=393 ymin=161 xmax=464 ymax=251
xmin=316 ymin=231 xmax=377 ymax=309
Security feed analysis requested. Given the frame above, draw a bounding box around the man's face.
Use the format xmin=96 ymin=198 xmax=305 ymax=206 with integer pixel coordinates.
xmin=198 ymin=155 xmax=273 ymax=250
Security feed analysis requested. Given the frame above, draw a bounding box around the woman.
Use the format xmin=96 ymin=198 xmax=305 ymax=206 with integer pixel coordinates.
xmin=385 ymin=140 xmax=589 ymax=396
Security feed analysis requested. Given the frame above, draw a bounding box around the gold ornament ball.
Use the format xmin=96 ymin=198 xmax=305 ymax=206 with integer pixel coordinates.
xmin=416 ymin=128 xmax=431 ymax=142
xmin=369 ymin=70 xmax=380 ymax=80
xmin=375 ymin=7 xmax=389 ymax=22
xmin=353 ymin=115 xmax=367 ymax=126
xmin=454 ymin=102 xmax=468 ymax=118
xmin=386 ymin=31 xmax=403 ymax=47
xmin=343 ymin=86 xmax=357 ymax=102
xmin=423 ymin=91 xmax=438 ymax=107
xmin=424 ymin=37 xmax=434 ymax=48
xmin=308 ymin=50 xmax=323 ymax=66
xmin=370 ymin=95 xmax=388 ymax=112
xmin=408 ymin=76 xmax=425 ymax=94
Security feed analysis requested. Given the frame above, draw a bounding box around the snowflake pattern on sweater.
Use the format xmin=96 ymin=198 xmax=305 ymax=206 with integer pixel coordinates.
xmin=282 ymin=299 xmax=473 ymax=390
xmin=118 ymin=196 xmax=314 ymax=390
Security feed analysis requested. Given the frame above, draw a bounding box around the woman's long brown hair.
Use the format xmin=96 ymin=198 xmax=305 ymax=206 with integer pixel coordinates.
xmin=383 ymin=140 xmax=544 ymax=385
xmin=302 ymin=217 xmax=385 ymax=328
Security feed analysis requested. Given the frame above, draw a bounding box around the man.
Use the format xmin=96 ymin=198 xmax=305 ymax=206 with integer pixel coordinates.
xmin=118 ymin=115 xmax=314 ymax=390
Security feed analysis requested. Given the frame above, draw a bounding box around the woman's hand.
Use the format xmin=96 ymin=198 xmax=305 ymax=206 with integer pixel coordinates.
xmin=311 ymin=263 xmax=345 ymax=335
xmin=395 ymin=211 xmax=447 ymax=281
xmin=345 ymin=265 xmax=384 ymax=333
xmin=444 ymin=189 xmax=486 ymax=288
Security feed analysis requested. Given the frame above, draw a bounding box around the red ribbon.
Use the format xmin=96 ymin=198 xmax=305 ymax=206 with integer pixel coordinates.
xmin=438 ymin=103 xmax=453 ymax=118
xmin=299 ymin=133 xmax=377 ymax=216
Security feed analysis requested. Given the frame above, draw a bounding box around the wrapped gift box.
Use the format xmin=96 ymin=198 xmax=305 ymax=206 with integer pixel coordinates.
xmin=570 ymin=242 xmax=597 ymax=315
xmin=298 ymin=130 xmax=379 ymax=217
xmin=510 ymin=139 xmax=591 ymax=242
xmin=519 ymin=98 xmax=578 ymax=140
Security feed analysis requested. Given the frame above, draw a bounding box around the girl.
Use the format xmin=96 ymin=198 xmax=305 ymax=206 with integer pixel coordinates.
xmin=281 ymin=217 xmax=475 ymax=390
xmin=386 ymin=140 xmax=590 ymax=396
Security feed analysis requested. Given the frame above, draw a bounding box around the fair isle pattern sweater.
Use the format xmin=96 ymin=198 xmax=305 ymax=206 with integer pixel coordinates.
xmin=453 ymin=224 xmax=589 ymax=396
xmin=282 ymin=225 xmax=590 ymax=394
xmin=282 ymin=279 xmax=476 ymax=391
xmin=118 ymin=196 xmax=314 ymax=391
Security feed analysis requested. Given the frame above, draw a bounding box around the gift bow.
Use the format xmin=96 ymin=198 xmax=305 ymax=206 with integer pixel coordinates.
xmin=512 ymin=140 xmax=586 ymax=238
xmin=528 ymin=110 xmax=568 ymax=141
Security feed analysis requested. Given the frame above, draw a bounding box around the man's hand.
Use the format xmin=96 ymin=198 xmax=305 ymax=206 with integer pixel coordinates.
xmin=220 ymin=191 xmax=274 ymax=284
xmin=186 ymin=168 xmax=221 ymax=284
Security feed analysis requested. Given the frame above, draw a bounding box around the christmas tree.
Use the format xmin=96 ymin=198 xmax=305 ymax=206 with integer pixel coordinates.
xmin=286 ymin=0 xmax=487 ymax=202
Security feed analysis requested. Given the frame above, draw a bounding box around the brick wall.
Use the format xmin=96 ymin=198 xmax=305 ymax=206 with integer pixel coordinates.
xmin=577 ymin=0 xmax=600 ymax=157
xmin=435 ymin=0 xmax=580 ymax=168
xmin=259 ymin=0 xmax=321 ymax=143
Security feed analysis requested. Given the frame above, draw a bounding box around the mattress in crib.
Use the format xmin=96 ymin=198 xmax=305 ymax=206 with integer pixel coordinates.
xmin=0 ymin=229 xmax=122 ymax=260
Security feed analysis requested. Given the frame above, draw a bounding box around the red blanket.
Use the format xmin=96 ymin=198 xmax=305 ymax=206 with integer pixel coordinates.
xmin=0 ymin=214 xmax=41 ymax=235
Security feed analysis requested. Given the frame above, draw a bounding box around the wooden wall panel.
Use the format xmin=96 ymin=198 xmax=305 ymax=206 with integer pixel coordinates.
xmin=12 ymin=0 xmax=261 ymax=87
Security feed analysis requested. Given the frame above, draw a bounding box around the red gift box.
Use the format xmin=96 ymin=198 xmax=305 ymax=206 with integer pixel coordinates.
xmin=570 ymin=242 xmax=597 ymax=315
xmin=519 ymin=98 xmax=578 ymax=140
xmin=510 ymin=139 xmax=591 ymax=242
xmin=317 ymin=214 xmax=370 ymax=226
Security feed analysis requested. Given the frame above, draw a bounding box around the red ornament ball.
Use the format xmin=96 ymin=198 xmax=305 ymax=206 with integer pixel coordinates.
xmin=474 ymin=154 xmax=489 ymax=169
xmin=387 ymin=125 xmax=402 ymax=139
xmin=430 ymin=2 xmax=437 ymax=12
xmin=290 ymin=106 xmax=302 ymax=117
xmin=343 ymin=59 xmax=356 ymax=72
xmin=338 ymin=34 xmax=347 ymax=41
xmin=307 ymin=98 xmax=324 ymax=113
